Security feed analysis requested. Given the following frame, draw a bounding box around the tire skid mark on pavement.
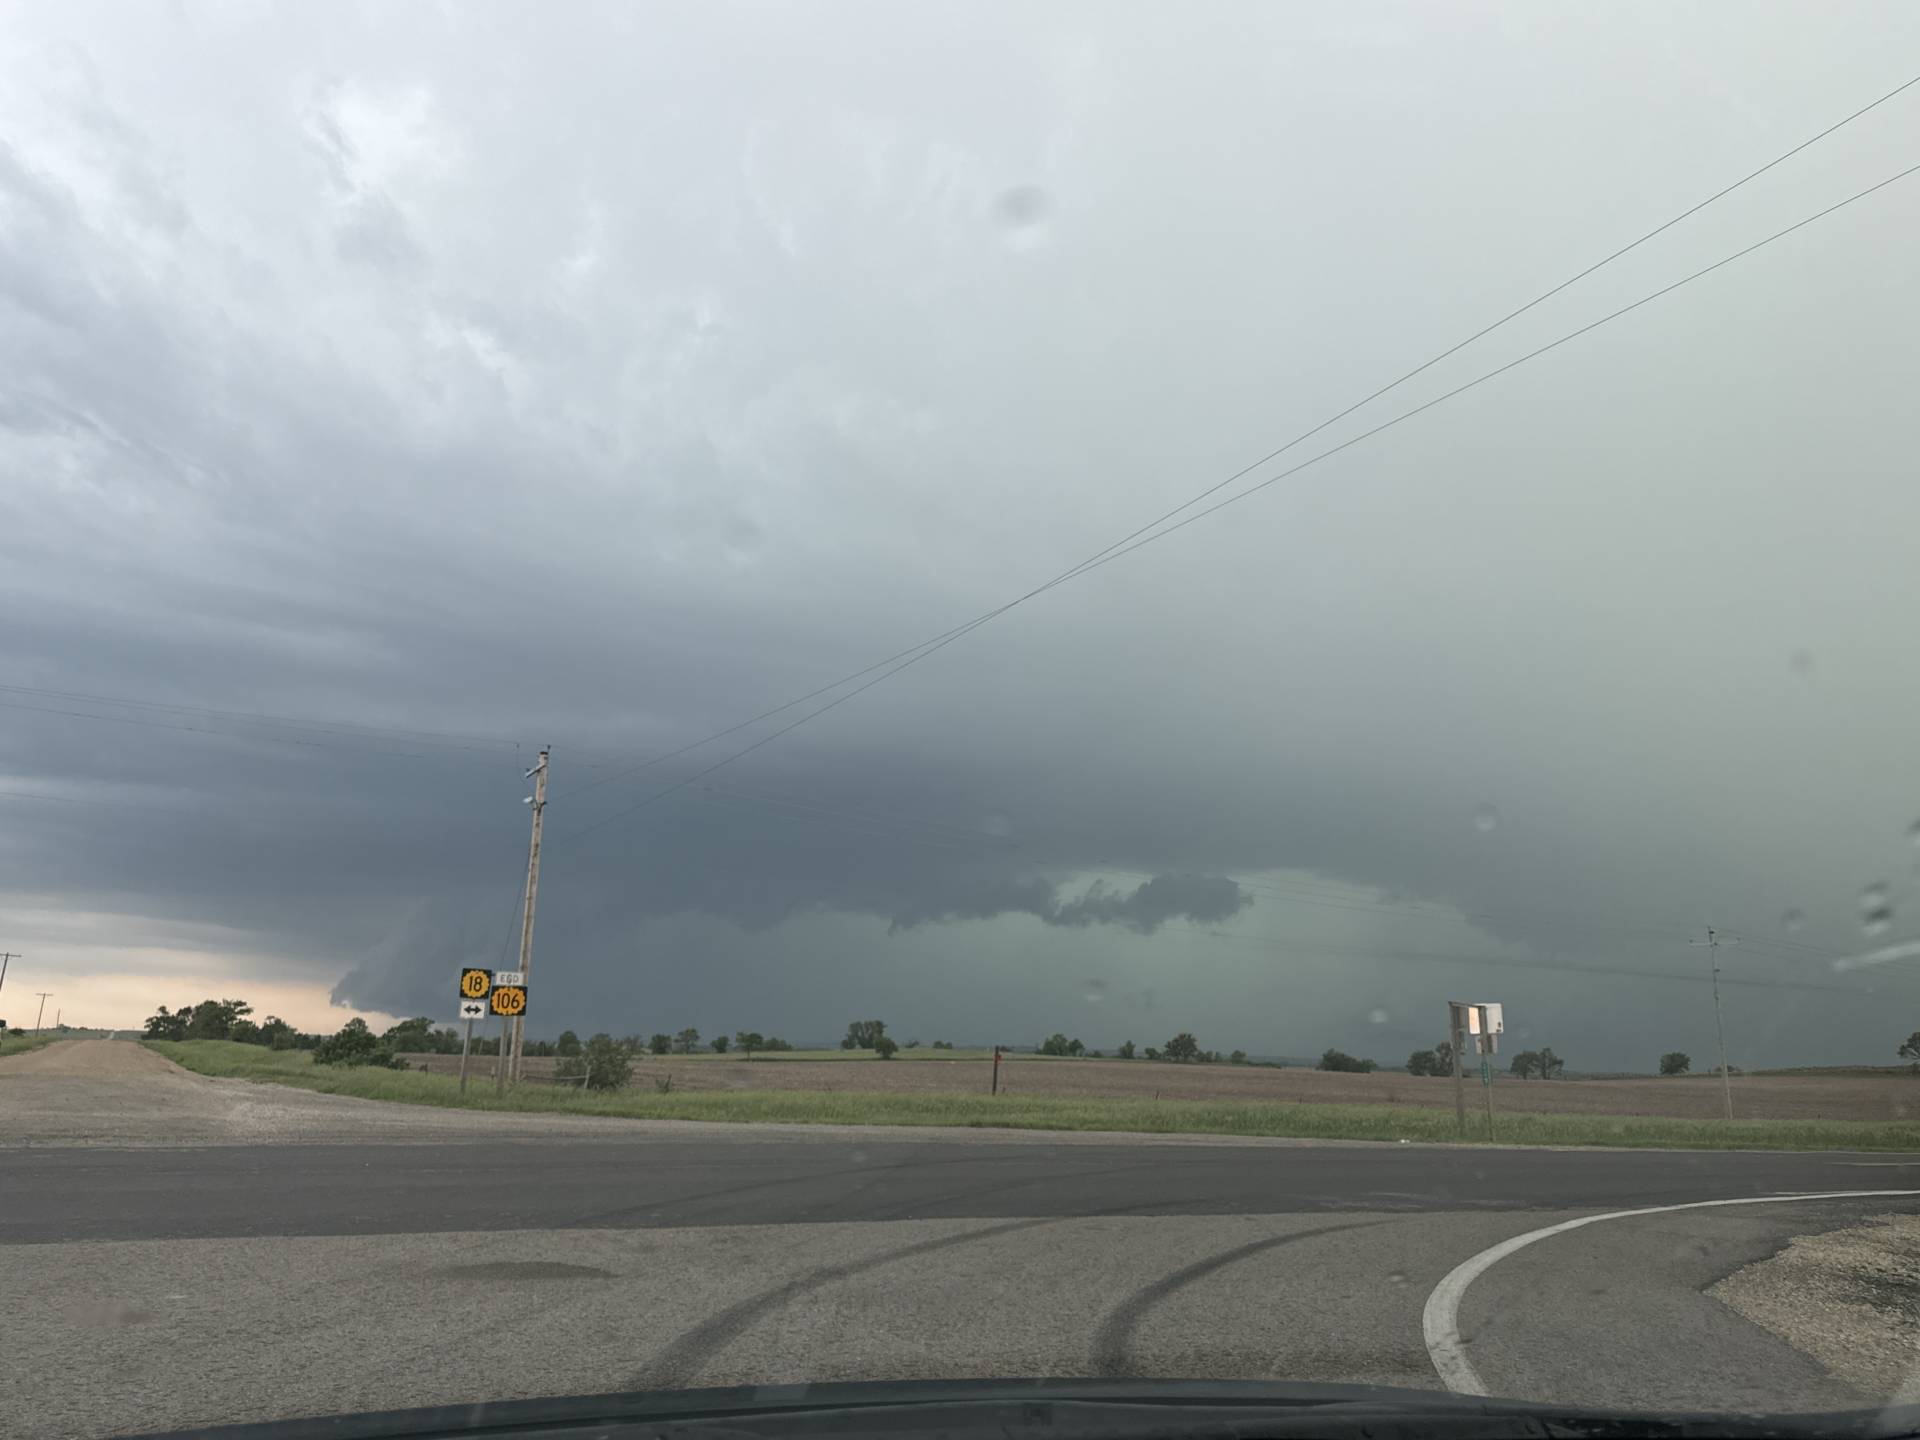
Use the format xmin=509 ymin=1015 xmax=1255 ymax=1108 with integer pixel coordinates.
xmin=629 ymin=1217 xmax=1062 ymax=1390
xmin=1088 ymin=1221 xmax=1388 ymax=1377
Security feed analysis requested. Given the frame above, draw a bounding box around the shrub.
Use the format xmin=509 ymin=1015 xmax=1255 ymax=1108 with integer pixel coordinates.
xmin=582 ymin=1033 xmax=634 ymax=1091
xmin=312 ymin=1018 xmax=405 ymax=1068
xmin=873 ymin=1035 xmax=899 ymax=1060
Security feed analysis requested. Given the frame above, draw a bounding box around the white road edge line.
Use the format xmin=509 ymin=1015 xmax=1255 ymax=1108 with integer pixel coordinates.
xmin=1422 ymin=1189 xmax=1920 ymax=1396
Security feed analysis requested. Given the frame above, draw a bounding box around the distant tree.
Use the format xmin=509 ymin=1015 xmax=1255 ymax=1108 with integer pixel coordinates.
xmin=1537 ymin=1047 xmax=1564 ymax=1080
xmin=844 ymin=1019 xmax=887 ymax=1050
xmin=229 ymin=1018 xmax=261 ymax=1045
xmin=873 ymin=1035 xmax=899 ymax=1060
xmin=1162 ymin=1032 xmax=1201 ymax=1063
xmin=1090 ymin=1050 xmax=1104 ymax=1058
xmin=1434 ymin=1039 xmax=1456 ymax=1074
xmin=1407 ymin=1049 xmax=1439 ymax=1076
xmin=763 ymin=1037 xmax=794 ymax=1051
xmin=904 ymin=1038 xmax=921 ymax=1049
xmin=1038 ymin=1032 xmax=1074 ymax=1056
xmin=1067 ymin=1038 xmax=1085 ymax=1056
xmin=673 ymin=1027 xmax=701 ymax=1055
xmin=1229 ymin=1050 xmax=1248 ymax=1065
xmin=555 ymin=1030 xmax=583 ymax=1057
xmin=1143 ymin=1046 xmax=1161 ymax=1061
xmin=931 ymin=1040 xmax=954 ymax=1050
xmin=179 ymin=997 xmax=252 ymax=1041
xmin=312 ymin=1017 xmax=404 ymax=1068
xmin=710 ymin=1034 xmax=730 ymax=1053
xmin=1510 ymin=1050 xmax=1541 ymax=1080
xmin=1318 ymin=1049 xmax=1377 ymax=1073
xmin=578 ymin=1032 xmax=633 ymax=1090
xmin=1117 ymin=1040 xmax=1136 ymax=1060
xmin=648 ymin=1033 xmax=672 ymax=1055
xmin=144 ymin=1005 xmax=188 ymax=1041
xmin=735 ymin=1031 xmax=764 ymax=1060
xmin=1901 ymin=1033 xmax=1920 ymax=1072
xmin=1659 ymin=1051 xmax=1691 ymax=1076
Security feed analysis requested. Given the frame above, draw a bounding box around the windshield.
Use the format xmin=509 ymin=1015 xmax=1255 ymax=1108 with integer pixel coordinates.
xmin=5 ymin=4 xmax=1920 ymax=1437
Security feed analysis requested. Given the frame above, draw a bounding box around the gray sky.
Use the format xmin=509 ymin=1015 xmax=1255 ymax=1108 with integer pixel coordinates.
xmin=3 ymin=1 xmax=1918 ymax=1069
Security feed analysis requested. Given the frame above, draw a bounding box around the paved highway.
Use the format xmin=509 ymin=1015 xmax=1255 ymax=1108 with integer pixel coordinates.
xmin=7 ymin=1042 xmax=1918 ymax=1438
xmin=9 ymin=1136 xmax=1916 ymax=1243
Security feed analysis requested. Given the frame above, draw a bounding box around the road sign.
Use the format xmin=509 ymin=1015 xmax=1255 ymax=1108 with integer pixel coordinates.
xmin=458 ymin=968 xmax=492 ymax=1000
xmin=490 ymin=984 xmax=527 ymax=1017
xmin=458 ymin=999 xmax=487 ymax=1020
xmin=493 ymin=970 xmax=525 ymax=987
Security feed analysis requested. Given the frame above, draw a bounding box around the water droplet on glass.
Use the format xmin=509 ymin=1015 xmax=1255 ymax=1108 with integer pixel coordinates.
xmin=1780 ymin=908 xmax=1805 ymax=932
xmin=1907 ymin=819 xmax=1920 ymax=849
xmin=1084 ymin=980 xmax=1108 ymax=1004
xmin=1368 ymin=1008 xmax=1389 ymax=1025
xmin=1863 ymin=906 xmax=1894 ymax=938
xmin=993 ymin=185 xmax=1052 ymax=250
xmin=1472 ymin=804 xmax=1499 ymax=834
xmin=1386 ymin=1271 xmax=1407 ymax=1285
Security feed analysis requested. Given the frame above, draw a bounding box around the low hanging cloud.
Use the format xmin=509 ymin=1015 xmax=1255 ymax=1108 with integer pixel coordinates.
xmin=890 ymin=872 xmax=1250 ymax=935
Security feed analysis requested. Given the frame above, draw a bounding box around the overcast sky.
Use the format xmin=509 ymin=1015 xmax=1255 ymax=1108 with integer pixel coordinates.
xmin=4 ymin=1 xmax=1918 ymax=1069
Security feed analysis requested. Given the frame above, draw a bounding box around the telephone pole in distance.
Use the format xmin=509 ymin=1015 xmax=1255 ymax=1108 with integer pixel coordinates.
xmin=1691 ymin=928 xmax=1735 ymax=1121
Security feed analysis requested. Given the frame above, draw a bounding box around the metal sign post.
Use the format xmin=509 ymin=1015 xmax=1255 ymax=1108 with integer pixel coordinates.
xmin=1447 ymin=1002 xmax=1468 ymax=1134
xmin=1452 ymin=1001 xmax=1504 ymax=1142
xmin=456 ymin=971 xmax=492 ymax=1095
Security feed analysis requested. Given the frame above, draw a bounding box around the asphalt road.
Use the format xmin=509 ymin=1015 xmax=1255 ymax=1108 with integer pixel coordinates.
xmin=9 ymin=1137 xmax=1919 ymax=1243
xmin=8 ymin=1042 xmax=1920 ymax=1438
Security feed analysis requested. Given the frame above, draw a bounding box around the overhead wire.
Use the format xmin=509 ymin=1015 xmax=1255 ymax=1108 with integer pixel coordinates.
xmin=550 ymin=158 xmax=1920 ymax=850
xmin=550 ymin=73 xmax=1920 ymax=809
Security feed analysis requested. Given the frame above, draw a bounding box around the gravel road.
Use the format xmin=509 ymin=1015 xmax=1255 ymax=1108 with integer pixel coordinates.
xmin=0 ymin=1039 xmax=650 ymax=1147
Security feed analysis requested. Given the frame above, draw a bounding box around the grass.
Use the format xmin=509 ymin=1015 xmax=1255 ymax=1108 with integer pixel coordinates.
xmin=0 ymin=1032 xmax=62 ymax=1058
xmin=144 ymin=1040 xmax=1920 ymax=1151
xmin=669 ymin=1048 xmax=1070 ymax=1061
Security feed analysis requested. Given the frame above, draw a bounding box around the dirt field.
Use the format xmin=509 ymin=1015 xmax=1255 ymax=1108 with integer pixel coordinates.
xmin=399 ymin=1052 xmax=1920 ymax=1123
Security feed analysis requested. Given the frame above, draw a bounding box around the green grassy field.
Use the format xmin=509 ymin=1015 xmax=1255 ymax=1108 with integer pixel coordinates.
xmin=0 ymin=1032 xmax=62 ymax=1058
xmin=142 ymin=1040 xmax=1920 ymax=1151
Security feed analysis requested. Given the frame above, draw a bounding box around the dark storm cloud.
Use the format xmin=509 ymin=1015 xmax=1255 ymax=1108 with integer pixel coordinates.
xmin=886 ymin=872 xmax=1249 ymax=934
xmin=5 ymin=2 xmax=1920 ymax=1064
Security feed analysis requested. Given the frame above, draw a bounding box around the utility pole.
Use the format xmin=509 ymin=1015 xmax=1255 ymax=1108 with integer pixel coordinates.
xmin=34 ymin=992 xmax=52 ymax=1033
xmin=1691 ymin=928 xmax=1735 ymax=1121
xmin=508 ymin=748 xmax=550 ymax=1084
xmin=0 ymin=952 xmax=16 ymax=1011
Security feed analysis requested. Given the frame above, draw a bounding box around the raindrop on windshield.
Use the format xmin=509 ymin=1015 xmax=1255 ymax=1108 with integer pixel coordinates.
xmin=1084 ymin=980 xmax=1108 ymax=1004
xmin=1472 ymin=804 xmax=1500 ymax=834
xmin=1368 ymin=1008 xmax=1390 ymax=1025
xmin=993 ymin=185 xmax=1051 ymax=250
xmin=1908 ymin=818 xmax=1920 ymax=849
xmin=1860 ymin=883 xmax=1893 ymax=937
xmin=1780 ymin=908 xmax=1805 ymax=932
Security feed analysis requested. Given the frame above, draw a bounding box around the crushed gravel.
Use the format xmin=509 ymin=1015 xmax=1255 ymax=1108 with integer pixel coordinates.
xmin=1711 ymin=1213 xmax=1920 ymax=1402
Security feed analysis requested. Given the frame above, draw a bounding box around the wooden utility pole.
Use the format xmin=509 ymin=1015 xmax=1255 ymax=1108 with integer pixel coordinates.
xmin=507 ymin=748 xmax=550 ymax=1083
xmin=0 ymin=953 xmax=16 ymax=1005
xmin=34 ymin=992 xmax=52 ymax=1033
xmin=1692 ymin=928 xmax=1735 ymax=1121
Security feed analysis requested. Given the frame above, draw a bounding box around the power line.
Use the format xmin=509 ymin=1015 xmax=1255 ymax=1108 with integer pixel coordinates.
xmin=0 ymin=682 xmax=528 ymax=753
xmin=550 ymin=159 xmax=1920 ymax=850
xmin=1174 ymin=923 xmax=1915 ymax=1000
xmin=552 ymin=74 xmax=1919 ymax=809
xmin=0 ymin=697 xmax=534 ymax=770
